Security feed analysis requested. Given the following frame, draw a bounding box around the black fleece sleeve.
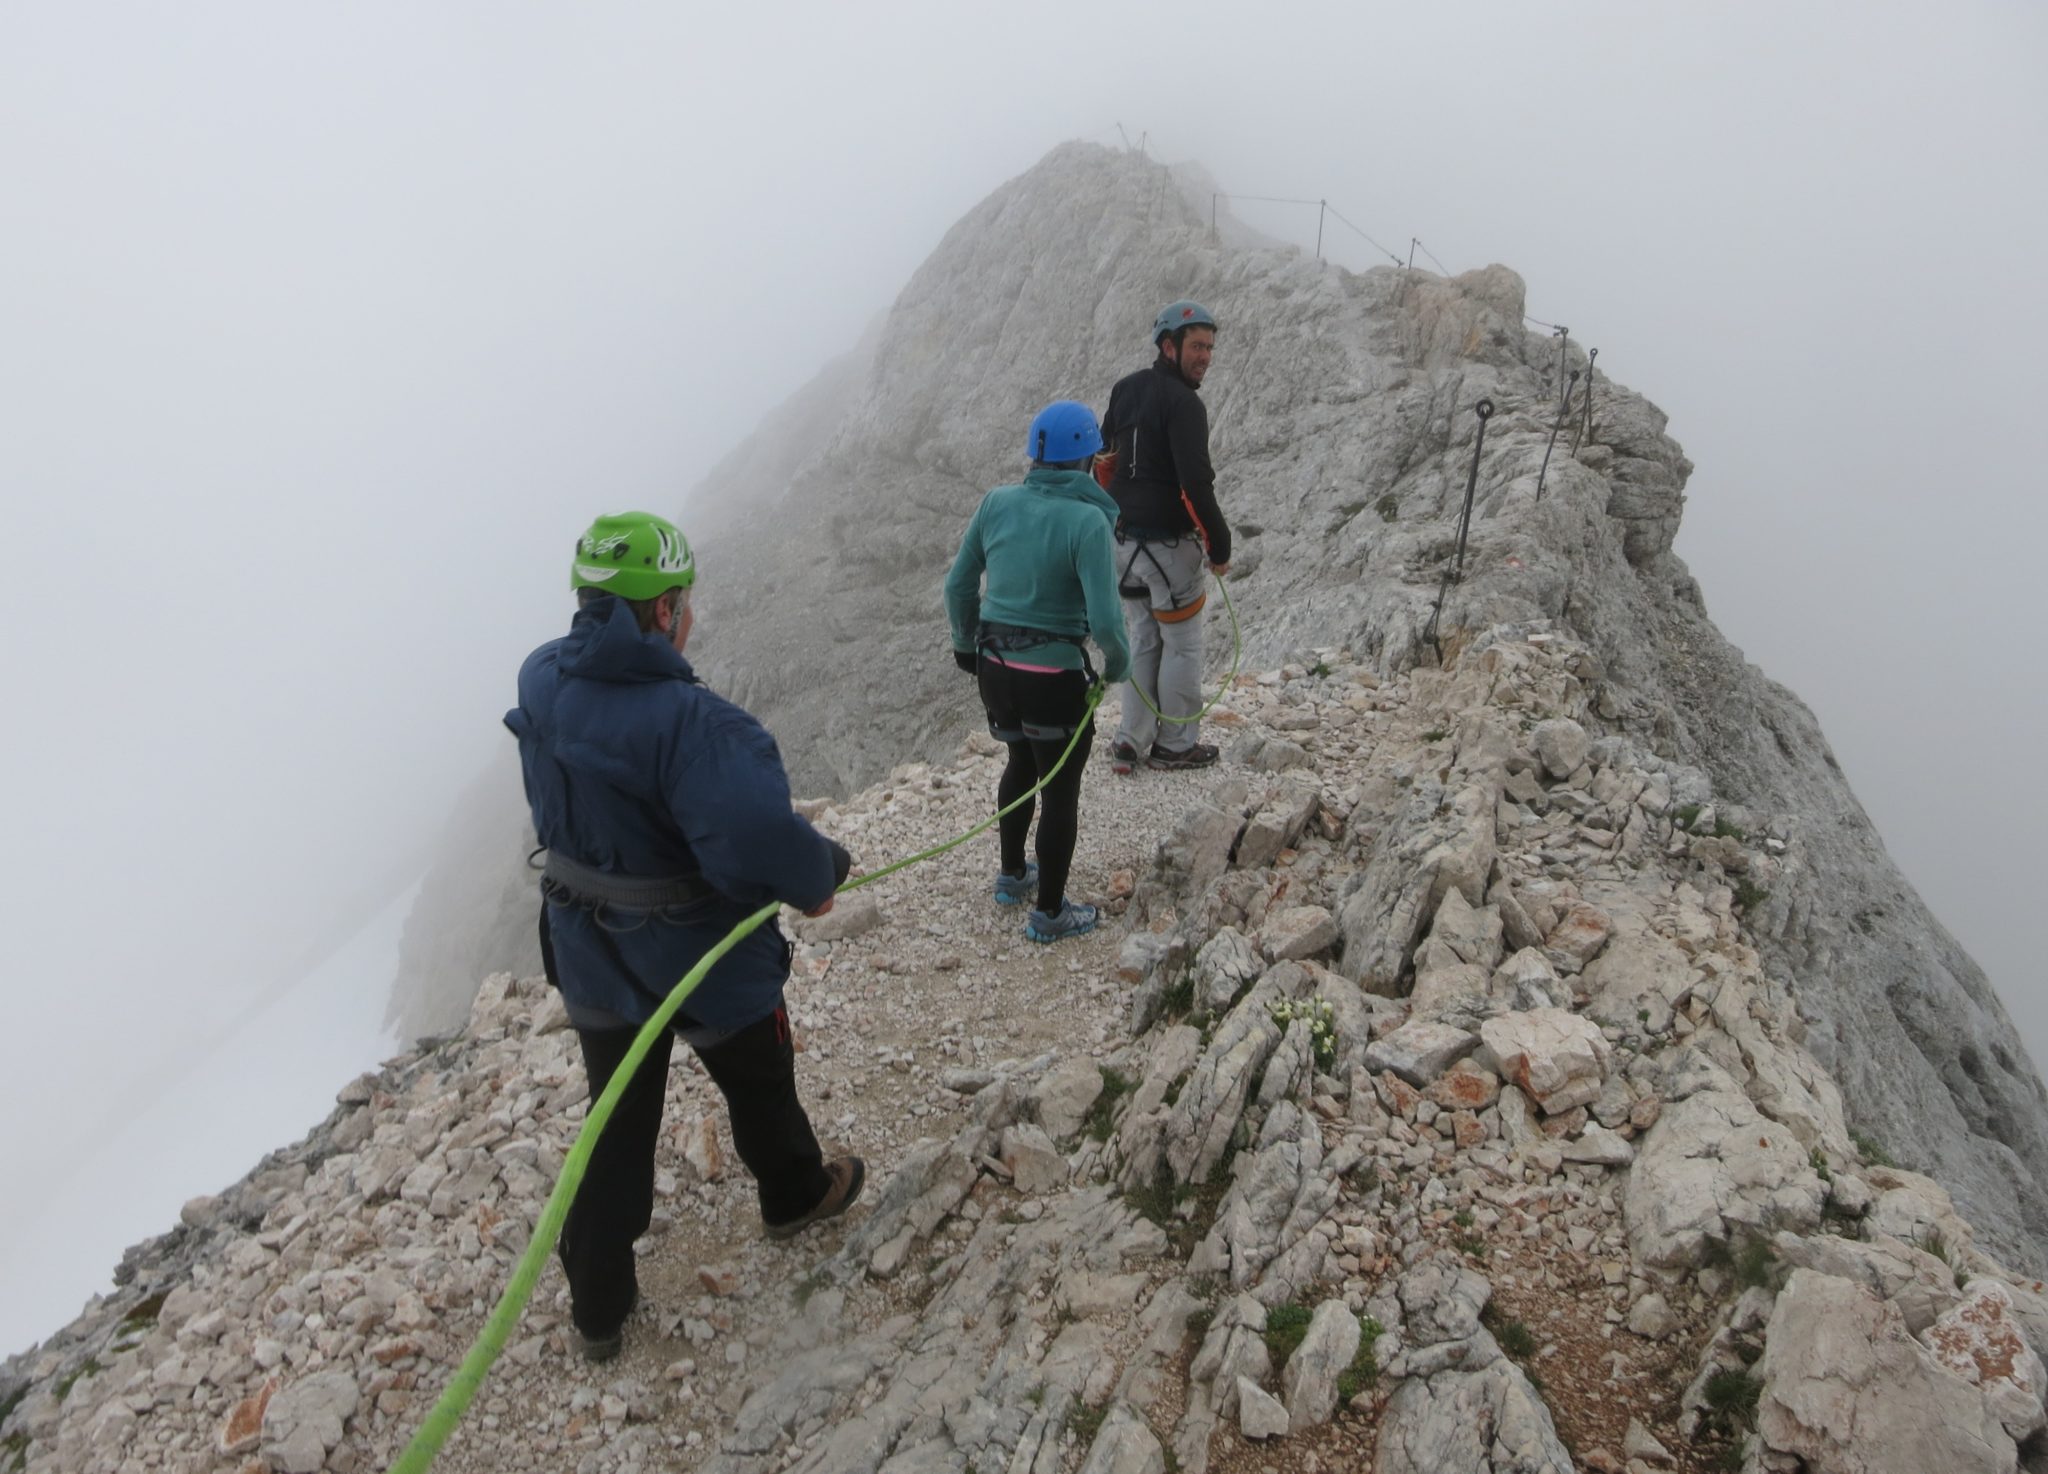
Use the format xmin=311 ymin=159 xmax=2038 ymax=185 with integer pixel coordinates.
xmin=1170 ymin=395 xmax=1230 ymax=564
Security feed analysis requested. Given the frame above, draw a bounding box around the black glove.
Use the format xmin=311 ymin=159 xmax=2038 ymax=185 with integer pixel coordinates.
xmin=825 ymin=838 xmax=854 ymax=888
xmin=953 ymin=648 xmax=977 ymax=674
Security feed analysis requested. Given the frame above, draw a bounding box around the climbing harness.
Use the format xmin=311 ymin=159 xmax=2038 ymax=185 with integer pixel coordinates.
xmin=1121 ymin=563 xmax=1245 ymax=727
xmin=1422 ymin=397 xmax=1495 ymax=661
xmin=385 ymin=683 xmax=1108 ymax=1474
xmin=539 ymin=851 xmax=718 ymax=917
xmin=1116 ymin=530 xmax=1208 ymax=621
xmin=974 ymin=623 xmax=1100 ymax=741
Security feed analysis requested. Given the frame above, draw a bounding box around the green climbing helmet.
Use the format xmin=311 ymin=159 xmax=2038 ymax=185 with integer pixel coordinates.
xmin=569 ymin=511 xmax=696 ymax=601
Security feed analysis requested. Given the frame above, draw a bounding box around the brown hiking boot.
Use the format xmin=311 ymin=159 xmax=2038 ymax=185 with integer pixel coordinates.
xmin=1148 ymin=741 xmax=1220 ymax=771
xmin=1110 ymin=740 xmax=1140 ymax=776
xmin=764 ymin=1156 xmax=866 ymax=1241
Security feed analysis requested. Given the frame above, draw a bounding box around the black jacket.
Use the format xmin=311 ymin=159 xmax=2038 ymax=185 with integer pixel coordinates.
xmin=1100 ymin=356 xmax=1230 ymax=565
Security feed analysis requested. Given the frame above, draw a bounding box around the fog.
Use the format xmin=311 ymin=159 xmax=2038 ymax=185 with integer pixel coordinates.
xmin=3 ymin=1 xmax=2042 ymax=1354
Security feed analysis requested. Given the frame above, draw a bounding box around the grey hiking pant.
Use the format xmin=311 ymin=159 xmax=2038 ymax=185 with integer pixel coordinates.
xmin=1114 ymin=532 xmax=1208 ymax=755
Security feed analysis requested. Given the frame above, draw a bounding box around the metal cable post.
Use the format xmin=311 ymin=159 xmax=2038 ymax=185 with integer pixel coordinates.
xmin=1449 ymin=397 xmax=1495 ymax=583
xmin=1536 ymin=369 xmax=1580 ymax=502
xmin=1551 ymin=325 xmax=1571 ymax=409
xmin=1577 ymin=347 xmax=1598 ymax=449
xmin=1423 ymin=397 xmax=1495 ymax=659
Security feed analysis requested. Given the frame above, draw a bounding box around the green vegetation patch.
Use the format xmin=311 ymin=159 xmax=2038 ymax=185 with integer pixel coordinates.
xmin=1334 ymin=1315 xmax=1384 ymax=1403
xmin=51 ymin=1359 xmax=102 ymax=1404
xmin=1084 ymin=1068 xmax=1134 ymax=1143
xmin=1262 ymin=1302 xmax=1315 ymax=1366
xmin=1065 ymin=1400 xmax=1108 ymax=1445
xmin=1703 ymin=1368 xmax=1762 ymax=1428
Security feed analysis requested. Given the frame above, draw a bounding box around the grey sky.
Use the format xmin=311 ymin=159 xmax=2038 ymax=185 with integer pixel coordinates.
xmin=3 ymin=1 xmax=2042 ymax=1352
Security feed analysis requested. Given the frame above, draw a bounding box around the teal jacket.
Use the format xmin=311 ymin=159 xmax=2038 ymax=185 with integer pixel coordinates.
xmin=945 ymin=467 xmax=1132 ymax=683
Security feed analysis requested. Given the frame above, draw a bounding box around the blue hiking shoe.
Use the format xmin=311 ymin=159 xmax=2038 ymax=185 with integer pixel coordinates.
xmin=1024 ymin=900 xmax=1098 ymax=944
xmin=993 ymin=863 xmax=1038 ymax=906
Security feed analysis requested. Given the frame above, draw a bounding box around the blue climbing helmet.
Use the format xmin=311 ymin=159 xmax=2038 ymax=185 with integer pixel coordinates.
xmin=1153 ymin=299 xmax=1218 ymax=346
xmin=1026 ymin=400 xmax=1104 ymax=463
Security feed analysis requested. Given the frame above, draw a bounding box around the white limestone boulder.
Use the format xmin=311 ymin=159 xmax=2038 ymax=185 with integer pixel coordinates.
xmin=1478 ymin=1008 xmax=1610 ymax=1114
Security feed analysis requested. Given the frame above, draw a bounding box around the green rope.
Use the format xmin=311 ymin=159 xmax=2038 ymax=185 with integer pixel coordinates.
xmin=1125 ymin=569 xmax=1244 ymax=726
xmin=385 ymin=683 xmax=1107 ymax=1474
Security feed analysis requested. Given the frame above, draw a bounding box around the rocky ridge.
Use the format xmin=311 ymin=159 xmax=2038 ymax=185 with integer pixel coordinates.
xmin=12 ymin=632 xmax=2048 ymax=1473
xmin=412 ymin=137 xmax=2048 ymax=1265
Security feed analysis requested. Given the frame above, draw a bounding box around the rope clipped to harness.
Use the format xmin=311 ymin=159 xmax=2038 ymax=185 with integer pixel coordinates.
xmin=384 ymin=683 xmax=1108 ymax=1474
xmin=1125 ymin=567 xmax=1245 ymax=727
xmin=1422 ymin=397 xmax=1495 ymax=662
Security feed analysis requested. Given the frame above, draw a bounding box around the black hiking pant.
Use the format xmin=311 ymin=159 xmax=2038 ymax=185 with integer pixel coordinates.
xmin=540 ymin=916 xmax=831 ymax=1338
xmin=974 ymin=658 xmax=1094 ymax=912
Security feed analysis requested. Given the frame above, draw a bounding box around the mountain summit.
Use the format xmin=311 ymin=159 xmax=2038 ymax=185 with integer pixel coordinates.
xmin=684 ymin=141 xmax=2047 ymax=1266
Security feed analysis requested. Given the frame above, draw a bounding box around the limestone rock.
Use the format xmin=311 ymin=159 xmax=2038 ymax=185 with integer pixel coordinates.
xmin=217 ymin=1377 xmax=276 ymax=1456
xmin=1544 ymin=901 xmax=1613 ymax=972
xmin=1339 ymin=779 xmax=1498 ymax=995
xmin=799 ymin=895 xmax=882 ymax=942
xmin=1479 ymin=1008 xmax=1610 ymax=1114
xmin=1582 ymin=923 xmax=1694 ymax=1034
xmin=1560 ymin=1122 xmax=1635 ymax=1167
xmin=1000 ymin=1123 xmax=1067 ymax=1194
xmin=1200 ymin=1102 xmax=1336 ymax=1298
xmin=1192 ymin=927 xmax=1263 ymax=1014
xmin=1757 ymin=1269 xmax=2017 ymax=1474
xmin=1491 ymin=948 xmax=1566 ymax=1013
xmin=1152 ymin=975 xmax=1290 ymax=1187
xmin=1236 ymin=778 xmax=1322 ymax=869
xmin=1864 ymin=1166 xmax=1976 ymax=1259
xmin=1623 ymin=1419 xmax=1673 ymax=1466
xmin=1150 ymin=800 xmax=1244 ymax=911
xmin=1364 ymin=1020 xmax=1479 ymax=1089
xmin=1077 ymin=1403 xmax=1167 ymax=1474
xmin=1625 ymin=1090 xmax=1824 ymax=1270
xmin=1281 ymin=1300 xmax=1362 ymax=1432
xmin=1771 ymin=1230 xmax=1964 ymax=1334
xmin=261 ymin=1370 xmax=359 ymax=1474
xmin=1236 ymin=1376 xmax=1290 ymax=1440
xmin=1377 ymin=1257 xmax=1574 ymax=1474
xmin=1530 ymin=719 xmax=1589 ymax=780
xmin=1029 ymin=1057 xmax=1105 ymax=1142
xmin=1626 ymin=1293 xmax=1676 ymax=1341
xmin=1248 ymin=738 xmax=1313 ymax=773
xmin=1427 ymin=888 xmax=1505 ymax=971
xmin=679 ymin=1113 xmax=724 ymax=1181
xmin=1920 ymin=1281 xmax=2048 ymax=1442
xmin=1262 ymin=905 xmax=1339 ymax=962
xmin=1427 ymin=1060 xmax=1502 ymax=1112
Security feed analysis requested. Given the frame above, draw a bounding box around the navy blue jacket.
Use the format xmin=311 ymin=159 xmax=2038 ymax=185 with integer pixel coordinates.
xmin=505 ymin=595 xmax=840 ymax=1032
